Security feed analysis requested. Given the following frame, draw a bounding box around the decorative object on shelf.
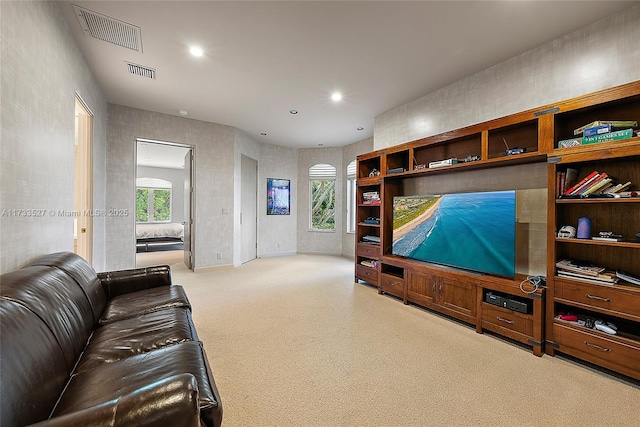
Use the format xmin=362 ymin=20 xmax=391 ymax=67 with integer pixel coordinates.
xmin=503 ymin=138 xmax=526 ymax=156
xmin=592 ymin=231 xmax=623 ymax=242
xmin=557 ymin=225 xmax=576 ymax=238
xmin=463 ymin=155 xmax=480 ymax=162
xmin=428 ymin=158 xmax=458 ymax=168
xmin=368 ymin=168 xmax=380 ymax=177
xmin=267 ymin=178 xmax=290 ymax=215
xmin=576 ymin=217 xmax=591 ymax=239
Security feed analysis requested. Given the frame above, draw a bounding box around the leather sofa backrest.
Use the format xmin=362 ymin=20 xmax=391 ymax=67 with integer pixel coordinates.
xmin=1 ymin=265 xmax=94 ymax=372
xmin=0 ymin=298 xmax=69 ymax=427
xmin=26 ymin=252 xmax=107 ymax=325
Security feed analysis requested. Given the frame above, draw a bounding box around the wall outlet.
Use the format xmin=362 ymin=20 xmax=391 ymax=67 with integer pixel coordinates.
xmin=216 ymin=253 xmax=222 ymax=259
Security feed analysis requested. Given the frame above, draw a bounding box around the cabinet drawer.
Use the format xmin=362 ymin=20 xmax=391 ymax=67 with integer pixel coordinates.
xmin=380 ymin=274 xmax=404 ymax=299
xmin=356 ymin=265 xmax=379 ymax=285
xmin=553 ymin=323 xmax=640 ymax=379
xmin=482 ymin=303 xmax=532 ymax=336
xmin=555 ymin=278 xmax=640 ymax=319
xmin=357 ymin=243 xmax=380 ymax=258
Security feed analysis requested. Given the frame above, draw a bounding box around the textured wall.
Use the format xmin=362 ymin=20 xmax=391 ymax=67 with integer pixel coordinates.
xmin=374 ymin=4 xmax=640 ymax=150
xmin=341 ymin=137 xmax=374 ymax=258
xmin=297 ymin=148 xmax=344 ymax=254
xmin=258 ymin=143 xmax=298 ymax=258
xmin=0 ymin=1 xmax=107 ymax=273
xmin=106 ymin=104 xmax=235 ymax=270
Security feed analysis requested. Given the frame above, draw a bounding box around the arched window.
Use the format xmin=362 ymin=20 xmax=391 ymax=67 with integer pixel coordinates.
xmin=309 ymin=164 xmax=336 ymax=231
xmin=346 ymin=160 xmax=356 ymax=233
xmin=136 ymin=178 xmax=172 ymax=223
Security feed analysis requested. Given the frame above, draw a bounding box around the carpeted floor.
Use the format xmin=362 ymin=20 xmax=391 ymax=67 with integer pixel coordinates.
xmin=171 ymin=254 xmax=639 ymax=427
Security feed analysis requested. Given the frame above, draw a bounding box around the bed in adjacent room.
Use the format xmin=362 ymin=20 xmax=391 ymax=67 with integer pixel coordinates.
xmin=136 ymin=222 xmax=184 ymax=252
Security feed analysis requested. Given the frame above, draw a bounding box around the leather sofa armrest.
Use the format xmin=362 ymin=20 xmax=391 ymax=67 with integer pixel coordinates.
xmin=98 ymin=265 xmax=173 ymax=300
xmin=29 ymin=374 xmax=201 ymax=427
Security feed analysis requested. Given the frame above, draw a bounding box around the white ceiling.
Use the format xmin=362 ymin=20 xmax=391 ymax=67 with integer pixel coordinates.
xmin=58 ymin=1 xmax=636 ymax=149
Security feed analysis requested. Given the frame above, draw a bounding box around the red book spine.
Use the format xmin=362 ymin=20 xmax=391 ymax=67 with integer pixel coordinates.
xmin=564 ymin=170 xmax=598 ymax=195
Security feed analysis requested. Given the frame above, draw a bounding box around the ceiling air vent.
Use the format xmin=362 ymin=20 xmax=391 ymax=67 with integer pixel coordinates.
xmin=72 ymin=4 xmax=142 ymax=52
xmin=127 ymin=62 xmax=156 ymax=80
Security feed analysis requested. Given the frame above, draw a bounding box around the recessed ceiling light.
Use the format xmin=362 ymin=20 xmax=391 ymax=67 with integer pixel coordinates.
xmin=357 ymin=127 xmax=364 ymax=131
xmin=189 ymin=46 xmax=203 ymax=57
xmin=289 ymin=110 xmax=298 ymax=115
xmin=331 ymin=92 xmax=342 ymax=102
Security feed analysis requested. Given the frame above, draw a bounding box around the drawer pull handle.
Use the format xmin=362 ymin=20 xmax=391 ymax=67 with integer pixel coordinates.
xmin=497 ymin=317 xmax=514 ymax=325
xmin=584 ymin=341 xmax=610 ymax=352
xmin=586 ymin=294 xmax=611 ymax=302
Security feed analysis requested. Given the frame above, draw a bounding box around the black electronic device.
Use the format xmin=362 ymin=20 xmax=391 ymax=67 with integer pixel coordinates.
xmin=485 ymin=291 xmax=531 ymax=314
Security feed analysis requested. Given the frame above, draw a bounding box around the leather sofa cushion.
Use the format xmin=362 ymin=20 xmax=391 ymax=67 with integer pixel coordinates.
xmin=54 ymin=341 xmax=222 ymax=427
xmin=29 ymin=374 xmax=202 ymax=427
xmin=1 ymin=265 xmax=94 ymax=372
xmin=76 ymin=307 xmax=198 ymax=373
xmin=99 ymin=284 xmax=190 ymax=324
xmin=100 ymin=265 xmax=173 ymax=299
xmin=0 ymin=299 xmax=69 ymax=427
xmin=26 ymin=252 xmax=107 ymax=325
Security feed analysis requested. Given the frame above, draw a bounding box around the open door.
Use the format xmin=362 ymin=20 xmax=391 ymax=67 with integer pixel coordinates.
xmin=74 ymin=97 xmax=92 ymax=264
xmin=183 ymin=150 xmax=194 ymax=269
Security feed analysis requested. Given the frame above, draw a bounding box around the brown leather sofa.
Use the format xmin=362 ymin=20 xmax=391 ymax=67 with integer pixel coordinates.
xmin=0 ymin=252 xmax=222 ymax=427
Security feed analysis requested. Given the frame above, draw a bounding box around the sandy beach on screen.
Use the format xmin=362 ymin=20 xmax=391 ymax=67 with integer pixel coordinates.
xmin=392 ymin=197 xmax=443 ymax=242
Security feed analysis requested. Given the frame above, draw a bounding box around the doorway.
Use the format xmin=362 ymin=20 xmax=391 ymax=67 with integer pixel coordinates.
xmin=241 ymin=155 xmax=258 ymax=264
xmin=135 ymin=139 xmax=194 ymax=269
xmin=74 ymin=97 xmax=93 ymax=264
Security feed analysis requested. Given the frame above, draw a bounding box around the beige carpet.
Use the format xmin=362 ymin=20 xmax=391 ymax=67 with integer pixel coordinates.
xmin=171 ymin=254 xmax=639 ymax=427
xmin=136 ymin=249 xmax=185 ymax=268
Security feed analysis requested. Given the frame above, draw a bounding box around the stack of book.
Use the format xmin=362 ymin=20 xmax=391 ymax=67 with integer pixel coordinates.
xmin=557 ymin=120 xmax=638 ymax=148
xmin=559 ymin=169 xmax=633 ymax=198
xmin=616 ymin=271 xmax=640 ymax=287
xmin=360 ymin=259 xmax=379 ymax=269
xmin=362 ymin=191 xmax=380 ymax=205
xmin=361 ymin=235 xmax=380 ymax=244
xmin=556 ymin=259 xmax=618 ymax=285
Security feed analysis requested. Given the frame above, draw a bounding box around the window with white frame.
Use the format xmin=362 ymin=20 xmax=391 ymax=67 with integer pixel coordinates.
xmin=309 ymin=163 xmax=336 ymax=231
xmin=346 ymin=160 xmax=356 ymax=233
xmin=136 ymin=178 xmax=172 ymax=223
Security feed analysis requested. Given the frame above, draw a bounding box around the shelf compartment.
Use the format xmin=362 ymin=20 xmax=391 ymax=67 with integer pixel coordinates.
xmin=385 ymin=149 xmax=411 ymax=175
xmin=553 ymin=92 xmax=640 ymax=149
xmin=412 ymin=133 xmax=481 ymax=169
xmin=487 ymin=120 xmax=538 ymax=159
xmin=357 ymin=156 xmax=381 ymax=179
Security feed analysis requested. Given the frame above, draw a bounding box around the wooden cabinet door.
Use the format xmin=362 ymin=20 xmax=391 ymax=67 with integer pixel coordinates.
xmin=439 ymin=276 xmax=477 ymax=322
xmin=407 ymin=269 xmax=438 ymax=307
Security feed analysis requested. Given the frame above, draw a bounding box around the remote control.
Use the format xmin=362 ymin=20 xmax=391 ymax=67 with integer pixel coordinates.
xmin=594 ymin=321 xmax=617 ymax=335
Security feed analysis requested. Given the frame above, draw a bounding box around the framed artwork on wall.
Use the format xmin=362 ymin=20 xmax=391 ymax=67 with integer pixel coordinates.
xmin=267 ymin=178 xmax=290 ymax=215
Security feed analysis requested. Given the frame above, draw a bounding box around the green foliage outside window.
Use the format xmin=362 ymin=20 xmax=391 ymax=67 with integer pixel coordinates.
xmin=153 ymin=189 xmax=171 ymax=221
xmin=136 ymin=187 xmax=171 ymax=222
xmin=311 ymin=180 xmax=335 ymax=230
xmin=136 ymin=188 xmax=149 ymax=222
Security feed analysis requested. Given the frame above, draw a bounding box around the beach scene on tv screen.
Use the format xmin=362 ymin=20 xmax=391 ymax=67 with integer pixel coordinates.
xmin=392 ymin=191 xmax=516 ymax=278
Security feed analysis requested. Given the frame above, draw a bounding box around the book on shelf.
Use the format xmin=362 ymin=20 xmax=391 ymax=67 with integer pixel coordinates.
xmin=558 ymin=272 xmax=618 ymax=286
xmin=616 ymin=271 xmax=640 ymax=286
xmin=555 ymin=259 xmax=605 ymax=277
xmin=362 ymin=200 xmax=381 ymax=205
xmin=564 ymin=168 xmax=578 ymax=192
xmin=557 ymin=269 xmax=618 ymax=284
xmin=582 ymin=128 xmax=634 ymax=145
xmin=582 ymin=124 xmax=612 ymax=137
xmin=361 ymin=235 xmax=380 ymax=244
xmin=591 ymin=236 xmax=624 ymax=242
xmin=603 ymin=181 xmax=632 ymax=194
xmin=582 ymin=177 xmax=614 ymax=196
xmin=557 ymin=137 xmax=582 ymax=148
xmin=566 ymin=171 xmax=601 ymax=195
xmin=360 ymin=260 xmax=378 ymax=269
xmin=573 ymin=120 xmax=638 ymax=136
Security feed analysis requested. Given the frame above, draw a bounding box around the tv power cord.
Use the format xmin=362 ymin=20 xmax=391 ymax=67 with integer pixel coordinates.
xmin=520 ymin=275 xmax=546 ymax=294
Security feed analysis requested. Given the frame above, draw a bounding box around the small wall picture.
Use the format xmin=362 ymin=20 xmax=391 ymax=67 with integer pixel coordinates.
xmin=267 ymin=178 xmax=290 ymax=215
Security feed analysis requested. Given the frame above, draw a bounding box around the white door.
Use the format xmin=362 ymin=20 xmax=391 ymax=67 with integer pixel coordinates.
xmin=241 ymin=155 xmax=257 ymax=264
xmin=183 ymin=150 xmax=194 ymax=270
xmin=74 ymin=97 xmax=92 ymax=263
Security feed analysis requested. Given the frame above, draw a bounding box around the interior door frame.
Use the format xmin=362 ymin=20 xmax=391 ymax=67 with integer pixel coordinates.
xmin=240 ymin=154 xmax=258 ymax=264
xmin=134 ymin=138 xmax=195 ymax=270
xmin=74 ymin=94 xmax=93 ymax=264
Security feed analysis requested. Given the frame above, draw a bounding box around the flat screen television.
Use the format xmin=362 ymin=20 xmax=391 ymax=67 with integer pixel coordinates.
xmin=392 ymin=190 xmax=516 ymax=278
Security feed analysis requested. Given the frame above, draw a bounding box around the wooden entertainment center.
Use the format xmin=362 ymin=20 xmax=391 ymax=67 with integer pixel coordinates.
xmin=355 ymin=81 xmax=640 ymax=378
